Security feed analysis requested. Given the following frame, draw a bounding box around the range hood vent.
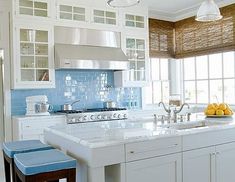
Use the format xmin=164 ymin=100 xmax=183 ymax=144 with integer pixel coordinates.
xmin=54 ymin=27 xmax=129 ymax=70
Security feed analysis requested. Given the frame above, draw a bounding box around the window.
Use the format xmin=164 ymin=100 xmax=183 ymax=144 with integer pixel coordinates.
xmin=143 ymin=58 xmax=170 ymax=105
xmin=183 ymin=51 xmax=235 ymax=104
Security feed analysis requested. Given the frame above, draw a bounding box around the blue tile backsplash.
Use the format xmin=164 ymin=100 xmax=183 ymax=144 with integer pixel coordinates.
xmin=11 ymin=70 xmax=142 ymax=115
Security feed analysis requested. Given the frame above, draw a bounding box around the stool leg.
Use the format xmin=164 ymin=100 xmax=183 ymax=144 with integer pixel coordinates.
xmin=67 ymin=169 xmax=76 ymax=182
xmin=3 ymin=155 xmax=11 ymax=182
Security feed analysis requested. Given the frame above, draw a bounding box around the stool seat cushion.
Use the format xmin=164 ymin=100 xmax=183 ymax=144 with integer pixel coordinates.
xmin=3 ymin=140 xmax=53 ymax=158
xmin=14 ymin=149 xmax=76 ymax=175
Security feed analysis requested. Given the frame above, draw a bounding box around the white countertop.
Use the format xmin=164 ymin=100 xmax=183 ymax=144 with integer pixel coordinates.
xmin=45 ymin=114 xmax=235 ymax=148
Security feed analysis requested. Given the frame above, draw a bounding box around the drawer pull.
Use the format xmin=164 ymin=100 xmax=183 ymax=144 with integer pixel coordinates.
xmin=130 ymin=151 xmax=135 ymax=154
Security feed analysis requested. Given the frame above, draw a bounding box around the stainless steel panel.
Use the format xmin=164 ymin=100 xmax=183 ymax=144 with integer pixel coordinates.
xmin=54 ymin=26 xmax=121 ymax=48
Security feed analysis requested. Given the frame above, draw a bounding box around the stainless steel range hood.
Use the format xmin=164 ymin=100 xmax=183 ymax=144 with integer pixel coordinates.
xmin=54 ymin=27 xmax=129 ymax=70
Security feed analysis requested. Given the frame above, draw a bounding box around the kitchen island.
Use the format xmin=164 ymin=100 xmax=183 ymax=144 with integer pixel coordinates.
xmin=44 ymin=116 xmax=235 ymax=182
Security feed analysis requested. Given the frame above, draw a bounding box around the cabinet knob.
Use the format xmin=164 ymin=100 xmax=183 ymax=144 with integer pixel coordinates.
xmin=130 ymin=151 xmax=135 ymax=154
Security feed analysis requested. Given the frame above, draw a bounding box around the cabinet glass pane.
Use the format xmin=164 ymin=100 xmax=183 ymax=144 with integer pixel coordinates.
xmin=21 ymin=56 xmax=34 ymax=68
xmin=35 ymin=44 xmax=48 ymax=55
xmin=73 ymin=14 xmax=85 ymax=21
xmin=136 ymin=39 xmax=145 ymax=50
xmin=106 ymin=18 xmax=116 ymax=25
xmin=73 ymin=7 xmax=85 ymax=14
xmin=36 ymin=70 xmax=49 ymax=81
xmin=60 ymin=5 xmax=72 ymax=12
xmin=21 ymin=69 xmax=35 ymax=81
xmin=126 ymin=14 xmax=134 ymax=20
xmin=126 ymin=21 xmax=135 ymax=27
xmin=126 ymin=50 xmax=136 ymax=60
xmin=136 ymin=16 xmax=144 ymax=22
xmin=21 ymin=43 xmax=34 ymax=55
xmin=34 ymin=9 xmax=47 ymax=17
xmin=36 ymin=57 xmax=48 ymax=68
xmin=136 ymin=22 xmax=144 ymax=28
xmin=20 ymin=29 xmax=35 ymax=42
xmin=106 ymin=11 xmax=116 ymax=18
xmin=94 ymin=17 xmax=105 ymax=24
xmin=126 ymin=39 xmax=135 ymax=49
xmin=94 ymin=10 xmax=104 ymax=16
xmin=129 ymin=69 xmax=136 ymax=81
xmin=137 ymin=50 xmax=145 ymax=59
xmin=20 ymin=7 xmax=33 ymax=15
xmin=20 ymin=0 xmax=33 ymax=7
xmin=35 ymin=30 xmax=48 ymax=42
xmin=137 ymin=70 xmax=145 ymax=81
xmin=137 ymin=61 xmax=145 ymax=70
xmin=60 ymin=12 xmax=72 ymax=20
xmin=129 ymin=61 xmax=136 ymax=69
xmin=34 ymin=2 xmax=47 ymax=9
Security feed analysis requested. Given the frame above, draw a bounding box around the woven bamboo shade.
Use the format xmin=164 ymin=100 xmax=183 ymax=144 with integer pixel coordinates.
xmin=149 ymin=19 xmax=175 ymax=58
xmin=175 ymin=4 xmax=235 ymax=58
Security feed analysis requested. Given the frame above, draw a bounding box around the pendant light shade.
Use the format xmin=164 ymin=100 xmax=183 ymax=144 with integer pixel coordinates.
xmin=107 ymin=0 xmax=140 ymax=8
xmin=196 ymin=0 xmax=222 ymax=22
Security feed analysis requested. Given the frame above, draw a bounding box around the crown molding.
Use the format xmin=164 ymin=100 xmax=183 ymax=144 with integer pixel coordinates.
xmin=149 ymin=0 xmax=235 ymax=22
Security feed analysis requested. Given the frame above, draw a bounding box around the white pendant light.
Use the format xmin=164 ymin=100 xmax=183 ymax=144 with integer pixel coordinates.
xmin=107 ymin=0 xmax=140 ymax=8
xmin=196 ymin=0 xmax=222 ymax=22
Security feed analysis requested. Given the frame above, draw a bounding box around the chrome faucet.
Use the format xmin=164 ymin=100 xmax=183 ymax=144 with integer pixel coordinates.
xmin=173 ymin=103 xmax=191 ymax=123
xmin=158 ymin=102 xmax=171 ymax=122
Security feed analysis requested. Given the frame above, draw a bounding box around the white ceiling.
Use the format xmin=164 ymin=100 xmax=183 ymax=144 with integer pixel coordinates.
xmin=146 ymin=0 xmax=235 ymax=22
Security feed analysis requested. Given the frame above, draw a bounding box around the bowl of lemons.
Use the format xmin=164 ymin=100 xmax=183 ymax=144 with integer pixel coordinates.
xmin=204 ymin=103 xmax=234 ymax=118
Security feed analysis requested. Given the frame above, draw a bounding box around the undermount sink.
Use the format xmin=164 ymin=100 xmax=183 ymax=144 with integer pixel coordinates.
xmin=163 ymin=120 xmax=228 ymax=131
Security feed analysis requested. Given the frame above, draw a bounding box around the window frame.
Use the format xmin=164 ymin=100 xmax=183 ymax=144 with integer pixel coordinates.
xmin=142 ymin=58 xmax=171 ymax=109
xmin=181 ymin=51 xmax=235 ymax=105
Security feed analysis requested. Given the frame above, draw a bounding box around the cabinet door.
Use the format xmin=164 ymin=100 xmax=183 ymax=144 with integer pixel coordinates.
xmin=183 ymin=147 xmax=215 ymax=182
xmin=13 ymin=24 xmax=55 ymax=89
xmin=216 ymin=142 xmax=235 ymax=182
xmin=126 ymin=153 xmax=182 ymax=182
xmin=92 ymin=8 xmax=117 ymax=26
xmin=16 ymin=0 xmax=50 ymax=18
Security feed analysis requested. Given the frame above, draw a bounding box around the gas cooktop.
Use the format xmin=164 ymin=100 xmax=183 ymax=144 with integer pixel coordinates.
xmin=55 ymin=108 xmax=127 ymax=114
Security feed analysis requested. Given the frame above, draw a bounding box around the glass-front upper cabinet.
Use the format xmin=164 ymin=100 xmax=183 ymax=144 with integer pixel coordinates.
xmin=16 ymin=0 xmax=50 ymax=18
xmin=13 ymin=24 xmax=55 ymax=89
xmin=125 ymin=13 xmax=145 ymax=29
xmin=126 ymin=37 xmax=146 ymax=81
xmin=92 ymin=9 xmax=117 ymax=26
xmin=58 ymin=4 xmax=86 ymax=22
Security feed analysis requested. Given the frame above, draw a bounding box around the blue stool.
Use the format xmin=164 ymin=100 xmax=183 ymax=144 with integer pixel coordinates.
xmin=14 ymin=149 xmax=76 ymax=182
xmin=2 ymin=140 xmax=54 ymax=182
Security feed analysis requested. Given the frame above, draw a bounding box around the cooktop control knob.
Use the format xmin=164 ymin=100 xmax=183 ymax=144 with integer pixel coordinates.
xmin=118 ymin=114 xmax=122 ymax=119
xmin=90 ymin=115 xmax=96 ymax=120
xmin=113 ymin=114 xmax=117 ymax=118
xmin=123 ymin=114 xmax=127 ymax=119
xmin=97 ymin=115 xmax=102 ymax=120
xmin=102 ymin=115 xmax=108 ymax=120
xmin=78 ymin=117 xmax=83 ymax=122
xmin=83 ymin=115 xmax=87 ymax=121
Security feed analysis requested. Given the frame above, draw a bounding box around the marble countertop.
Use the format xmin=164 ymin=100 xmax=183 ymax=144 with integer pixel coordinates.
xmin=45 ymin=113 xmax=235 ymax=148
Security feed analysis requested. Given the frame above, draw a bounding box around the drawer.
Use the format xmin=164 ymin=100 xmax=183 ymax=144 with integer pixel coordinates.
xmin=182 ymin=128 xmax=235 ymax=151
xmin=22 ymin=120 xmax=63 ymax=131
xmin=125 ymin=136 xmax=182 ymax=162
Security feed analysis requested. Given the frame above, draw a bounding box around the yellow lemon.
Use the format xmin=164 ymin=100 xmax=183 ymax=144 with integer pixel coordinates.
xmin=213 ymin=103 xmax=219 ymax=110
xmin=207 ymin=109 xmax=216 ymax=115
xmin=219 ymin=103 xmax=227 ymax=111
xmin=216 ymin=109 xmax=224 ymax=116
xmin=224 ymin=109 xmax=232 ymax=115
xmin=208 ymin=104 xmax=215 ymax=110
xmin=204 ymin=109 xmax=209 ymax=115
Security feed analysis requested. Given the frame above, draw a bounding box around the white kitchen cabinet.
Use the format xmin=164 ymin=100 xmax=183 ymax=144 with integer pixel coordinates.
xmin=183 ymin=147 xmax=216 ymax=182
xmin=126 ymin=153 xmax=182 ymax=182
xmin=216 ymin=142 xmax=235 ymax=182
xmin=56 ymin=0 xmax=89 ymax=23
xmin=91 ymin=8 xmax=118 ymax=26
xmin=114 ymin=34 xmax=149 ymax=87
xmin=15 ymin=0 xmax=51 ymax=19
xmin=12 ymin=23 xmax=55 ymax=89
xmin=13 ymin=115 xmax=66 ymax=142
xmin=124 ymin=13 xmax=145 ymax=29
